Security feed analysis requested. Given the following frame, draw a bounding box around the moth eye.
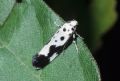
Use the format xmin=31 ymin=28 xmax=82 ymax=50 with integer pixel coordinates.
xmin=60 ymin=36 xmax=64 ymax=41
xmin=63 ymin=28 xmax=66 ymax=32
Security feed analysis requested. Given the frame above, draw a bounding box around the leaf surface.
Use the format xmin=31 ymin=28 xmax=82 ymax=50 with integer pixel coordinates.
xmin=0 ymin=0 xmax=15 ymax=25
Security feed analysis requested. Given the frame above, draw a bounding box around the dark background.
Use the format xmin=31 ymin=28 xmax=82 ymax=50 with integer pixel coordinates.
xmin=44 ymin=0 xmax=120 ymax=81
xmin=94 ymin=0 xmax=120 ymax=81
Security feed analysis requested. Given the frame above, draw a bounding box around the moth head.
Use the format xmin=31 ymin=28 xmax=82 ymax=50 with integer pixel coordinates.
xmin=66 ymin=20 xmax=78 ymax=32
xmin=68 ymin=20 xmax=78 ymax=27
xmin=66 ymin=20 xmax=78 ymax=30
xmin=61 ymin=20 xmax=78 ymax=34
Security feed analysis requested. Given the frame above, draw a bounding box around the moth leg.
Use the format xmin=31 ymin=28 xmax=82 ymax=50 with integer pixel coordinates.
xmin=76 ymin=33 xmax=83 ymax=40
xmin=73 ymin=34 xmax=79 ymax=54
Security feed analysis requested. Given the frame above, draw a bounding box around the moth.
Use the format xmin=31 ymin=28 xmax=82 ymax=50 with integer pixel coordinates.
xmin=32 ymin=20 xmax=79 ymax=69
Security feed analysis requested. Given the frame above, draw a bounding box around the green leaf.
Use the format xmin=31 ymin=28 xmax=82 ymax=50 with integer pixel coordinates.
xmin=0 ymin=0 xmax=15 ymax=26
xmin=0 ymin=0 xmax=100 ymax=81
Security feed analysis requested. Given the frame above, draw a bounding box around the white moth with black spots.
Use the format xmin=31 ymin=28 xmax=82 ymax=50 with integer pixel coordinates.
xmin=32 ymin=20 xmax=79 ymax=69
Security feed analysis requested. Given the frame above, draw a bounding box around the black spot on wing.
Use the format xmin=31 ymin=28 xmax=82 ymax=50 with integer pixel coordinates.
xmin=47 ymin=45 xmax=56 ymax=58
xmin=60 ymin=36 xmax=64 ymax=41
xmin=32 ymin=53 xmax=49 ymax=69
xmin=47 ymin=45 xmax=63 ymax=58
xmin=55 ymin=40 xmax=57 ymax=42
xmin=63 ymin=28 xmax=66 ymax=32
xmin=48 ymin=33 xmax=78 ymax=57
xmin=48 ymin=34 xmax=77 ymax=57
xmin=71 ymin=28 xmax=74 ymax=31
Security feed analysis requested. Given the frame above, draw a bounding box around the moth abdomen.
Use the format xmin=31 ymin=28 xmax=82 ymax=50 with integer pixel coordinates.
xmin=32 ymin=54 xmax=50 ymax=69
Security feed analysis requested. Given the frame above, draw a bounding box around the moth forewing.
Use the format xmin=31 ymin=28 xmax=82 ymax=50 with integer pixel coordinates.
xmin=32 ymin=20 xmax=78 ymax=69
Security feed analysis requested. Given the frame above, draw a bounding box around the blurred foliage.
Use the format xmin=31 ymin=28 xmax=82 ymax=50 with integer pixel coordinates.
xmin=90 ymin=0 xmax=117 ymax=51
xmin=45 ymin=0 xmax=117 ymax=51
